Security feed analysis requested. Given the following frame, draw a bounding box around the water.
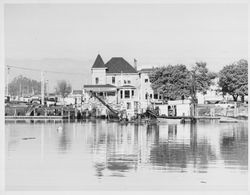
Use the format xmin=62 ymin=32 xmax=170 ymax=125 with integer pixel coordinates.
xmin=5 ymin=120 xmax=248 ymax=190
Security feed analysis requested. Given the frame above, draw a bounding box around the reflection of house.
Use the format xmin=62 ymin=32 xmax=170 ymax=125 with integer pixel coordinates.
xmin=83 ymin=54 xmax=163 ymax=117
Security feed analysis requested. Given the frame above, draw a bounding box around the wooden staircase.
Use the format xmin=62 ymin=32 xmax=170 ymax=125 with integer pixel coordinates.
xmin=90 ymin=91 xmax=120 ymax=116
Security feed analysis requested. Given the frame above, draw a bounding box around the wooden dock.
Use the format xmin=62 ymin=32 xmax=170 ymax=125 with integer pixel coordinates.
xmin=5 ymin=116 xmax=68 ymax=121
xmin=157 ymin=116 xmax=221 ymax=120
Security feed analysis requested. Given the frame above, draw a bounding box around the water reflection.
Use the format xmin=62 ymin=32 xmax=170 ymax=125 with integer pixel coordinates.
xmin=56 ymin=124 xmax=73 ymax=153
xmin=220 ymin=124 xmax=248 ymax=170
xmin=5 ymin=120 xmax=248 ymax=189
xmin=84 ymin=121 xmax=247 ymax=177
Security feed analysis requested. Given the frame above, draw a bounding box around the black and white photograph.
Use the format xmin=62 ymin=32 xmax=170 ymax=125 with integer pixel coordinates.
xmin=1 ymin=0 xmax=249 ymax=194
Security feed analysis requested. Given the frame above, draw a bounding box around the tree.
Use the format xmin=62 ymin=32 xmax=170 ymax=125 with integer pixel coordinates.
xmin=55 ymin=80 xmax=72 ymax=99
xmin=149 ymin=64 xmax=191 ymax=100
xmin=191 ymin=62 xmax=217 ymax=95
xmin=8 ymin=75 xmax=41 ymax=96
xmin=149 ymin=62 xmax=215 ymax=118
xmin=219 ymin=59 xmax=248 ymax=102
xmin=149 ymin=62 xmax=215 ymax=101
xmin=189 ymin=62 xmax=217 ymax=117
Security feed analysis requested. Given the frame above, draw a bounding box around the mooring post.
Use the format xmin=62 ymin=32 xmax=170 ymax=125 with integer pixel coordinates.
xmin=234 ymin=102 xmax=237 ymax=117
xmin=75 ymin=107 xmax=77 ymax=119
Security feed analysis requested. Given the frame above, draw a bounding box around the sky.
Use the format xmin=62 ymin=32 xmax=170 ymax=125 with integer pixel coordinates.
xmin=4 ymin=3 xmax=248 ymax=90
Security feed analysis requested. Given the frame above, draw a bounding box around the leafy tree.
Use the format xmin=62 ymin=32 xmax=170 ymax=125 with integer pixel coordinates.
xmin=55 ymin=80 xmax=72 ymax=98
xmin=219 ymin=59 xmax=248 ymax=102
xmin=189 ymin=62 xmax=217 ymax=116
xmin=149 ymin=62 xmax=216 ymax=117
xmin=8 ymin=75 xmax=41 ymax=96
xmin=191 ymin=62 xmax=217 ymax=95
xmin=149 ymin=64 xmax=191 ymax=100
xmin=149 ymin=62 xmax=216 ymax=101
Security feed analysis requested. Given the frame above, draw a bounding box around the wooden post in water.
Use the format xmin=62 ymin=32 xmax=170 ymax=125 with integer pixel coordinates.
xmin=75 ymin=107 xmax=77 ymax=120
xmin=96 ymin=108 xmax=98 ymax=118
xmin=234 ymin=102 xmax=237 ymax=117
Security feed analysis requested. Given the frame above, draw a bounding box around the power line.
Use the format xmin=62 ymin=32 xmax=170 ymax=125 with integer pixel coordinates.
xmin=6 ymin=65 xmax=85 ymax=75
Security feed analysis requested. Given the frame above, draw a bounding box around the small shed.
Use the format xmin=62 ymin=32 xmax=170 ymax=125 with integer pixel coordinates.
xmin=168 ymin=100 xmax=191 ymax=117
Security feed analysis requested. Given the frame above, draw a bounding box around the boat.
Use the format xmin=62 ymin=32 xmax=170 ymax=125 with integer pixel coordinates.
xmin=156 ymin=117 xmax=182 ymax=124
xmin=219 ymin=117 xmax=239 ymax=123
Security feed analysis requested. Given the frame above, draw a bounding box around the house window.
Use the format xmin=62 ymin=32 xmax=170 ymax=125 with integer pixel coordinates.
xmin=112 ymin=77 xmax=115 ymax=84
xmin=107 ymin=92 xmax=115 ymax=96
xmin=95 ymin=77 xmax=99 ymax=84
xmin=145 ymin=79 xmax=148 ymax=83
xmin=124 ymin=80 xmax=127 ymax=84
xmin=132 ymin=90 xmax=134 ymax=96
xmin=145 ymin=93 xmax=148 ymax=99
xmin=120 ymin=90 xmax=123 ymax=99
xmin=159 ymin=95 xmax=162 ymax=100
xmin=150 ymin=94 xmax=152 ymax=99
xmin=125 ymin=90 xmax=130 ymax=98
xmin=154 ymin=94 xmax=158 ymax=99
xmin=128 ymin=80 xmax=131 ymax=84
xmin=127 ymin=102 xmax=131 ymax=109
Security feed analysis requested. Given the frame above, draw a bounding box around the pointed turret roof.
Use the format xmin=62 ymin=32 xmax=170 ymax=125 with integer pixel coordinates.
xmin=92 ymin=54 xmax=105 ymax=68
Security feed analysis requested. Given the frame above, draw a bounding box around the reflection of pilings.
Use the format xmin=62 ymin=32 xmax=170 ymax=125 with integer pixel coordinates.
xmin=134 ymin=125 xmax=140 ymax=167
xmin=190 ymin=123 xmax=197 ymax=168
xmin=49 ymin=125 xmax=52 ymax=138
xmin=105 ymin=122 xmax=108 ymax=169
xmin=190 ymin=123 xmax=198 ymax=151
xmin=146 ymin=124 xmax=160 ymax=144
xmin=41 ymin=123 xmax=44 ymax=161
xmin=73 ymin=123 xmax=76 ymax=138
xmin=168 ymin=124 xmax=177 ymax=140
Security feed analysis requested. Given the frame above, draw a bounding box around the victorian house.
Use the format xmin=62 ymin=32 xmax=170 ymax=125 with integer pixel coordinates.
xmin=83 ymin=54 xmax=162 ymax=117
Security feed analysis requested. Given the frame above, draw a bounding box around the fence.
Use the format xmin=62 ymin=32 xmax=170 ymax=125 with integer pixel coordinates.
xmin=197 ymin=104 xmax=248 ymax=117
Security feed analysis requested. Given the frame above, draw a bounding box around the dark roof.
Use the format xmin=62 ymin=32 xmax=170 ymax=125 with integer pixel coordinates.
xmin=105 ymin=57 xmax=137 ymax=74
xmin=83 ymin=84 xmax=116 ymax=88
xmin=92 ymin=54 xmax=106 ymax=68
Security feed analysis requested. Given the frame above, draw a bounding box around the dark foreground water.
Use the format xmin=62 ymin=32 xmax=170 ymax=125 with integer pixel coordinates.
xmin=5 ymin=120 xmax=248 ymax=190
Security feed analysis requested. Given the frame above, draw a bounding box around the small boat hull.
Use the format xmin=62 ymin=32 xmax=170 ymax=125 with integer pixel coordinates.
xmin=219 ymin=117 xmax=239 ymax=123
xmin=157 ymin=117 xmax=181 ymax=124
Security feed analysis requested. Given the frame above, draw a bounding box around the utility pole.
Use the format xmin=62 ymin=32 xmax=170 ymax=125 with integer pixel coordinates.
xmin=46 ymin=80 xmax=49 ymax=97
xmin=19 ymin=83 xmax=22 ymax=97
xmin=6 ymin=66 xmax=10 ymax=96
xmin=41 ymin=71 xmax=45 ymax=105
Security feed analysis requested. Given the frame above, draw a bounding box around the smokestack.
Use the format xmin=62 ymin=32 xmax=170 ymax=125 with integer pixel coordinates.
xmin=134 ymin=59 xmax=137 ymax=71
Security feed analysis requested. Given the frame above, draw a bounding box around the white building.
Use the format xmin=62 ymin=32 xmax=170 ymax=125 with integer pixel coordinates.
xmin=83 ymin=54 xmax=162 ymax=117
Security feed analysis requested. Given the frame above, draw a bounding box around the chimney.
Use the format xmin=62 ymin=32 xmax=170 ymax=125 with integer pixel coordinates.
xmin=134 ymin=59 xmax=137 ymax=71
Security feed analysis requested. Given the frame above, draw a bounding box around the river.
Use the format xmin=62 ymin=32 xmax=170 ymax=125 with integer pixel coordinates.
xmin=5 ymin=120 xmax=248 ymax=190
